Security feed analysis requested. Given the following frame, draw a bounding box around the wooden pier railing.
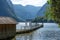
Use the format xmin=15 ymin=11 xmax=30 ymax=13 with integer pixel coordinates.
xmin=16 ymin=24 xmax=43 ymax=34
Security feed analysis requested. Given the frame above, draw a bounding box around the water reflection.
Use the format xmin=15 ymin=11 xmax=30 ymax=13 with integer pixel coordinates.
xmin=11 ymin=33 xmax=33 ymax=40
xmin=12 ymin=31 xmax=41 ymax=40
xmin=16 ymin=33 xmax=33 ymax=40
xmin=12 ymin=23 xmax=59 ymax=40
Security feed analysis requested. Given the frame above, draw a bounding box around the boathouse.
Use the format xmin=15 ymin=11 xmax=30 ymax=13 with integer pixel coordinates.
xmin=0 ymin=17 xmax=17 ymax=39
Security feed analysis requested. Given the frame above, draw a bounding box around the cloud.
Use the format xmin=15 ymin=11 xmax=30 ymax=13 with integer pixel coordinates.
xmin=11 ymin=0 xmax=47 ymax=6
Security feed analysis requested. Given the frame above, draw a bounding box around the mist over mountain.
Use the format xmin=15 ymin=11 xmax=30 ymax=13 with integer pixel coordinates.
xmin=13 ymin=4 xmax=41 ymax=21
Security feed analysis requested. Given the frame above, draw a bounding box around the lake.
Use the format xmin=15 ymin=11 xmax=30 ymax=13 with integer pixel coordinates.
xmin=12 ymin=23 xmax=60 ymax=40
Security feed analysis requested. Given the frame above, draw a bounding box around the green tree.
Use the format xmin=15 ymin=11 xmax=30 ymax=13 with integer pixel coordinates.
xmin=47 ymin=0 xmax=60 ymax=27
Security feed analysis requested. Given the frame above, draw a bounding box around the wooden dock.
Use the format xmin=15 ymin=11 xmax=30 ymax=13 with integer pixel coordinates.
xmin=16 ymin=24 xmax=43 ymax=34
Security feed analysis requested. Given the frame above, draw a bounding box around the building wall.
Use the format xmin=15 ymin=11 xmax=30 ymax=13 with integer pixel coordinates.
xmin=0 ymin=24 xmax=16 ymax=39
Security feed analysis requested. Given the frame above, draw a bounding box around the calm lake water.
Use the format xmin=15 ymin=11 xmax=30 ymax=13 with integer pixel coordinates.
xmin=12 ymin=23 xmax=60 ymax=40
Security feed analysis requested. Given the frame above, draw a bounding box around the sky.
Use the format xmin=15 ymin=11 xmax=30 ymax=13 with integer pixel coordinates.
xmin=11 ymin=0 xmax=47 ymax=6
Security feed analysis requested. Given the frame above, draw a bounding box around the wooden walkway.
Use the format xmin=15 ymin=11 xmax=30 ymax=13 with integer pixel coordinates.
xmin=16 ymin=24 xmax=43 ymax=34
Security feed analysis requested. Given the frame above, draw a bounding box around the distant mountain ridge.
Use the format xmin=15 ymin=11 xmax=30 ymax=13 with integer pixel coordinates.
xmin=13 ymin=4 xmax=41 ymax=21
xmin=37 ymin=3 xmax=48 ymax=17
xmin=0 ymin=0 xmax=48 ymax=22
xmin=34 ymin=3 xmax=54 ymax=23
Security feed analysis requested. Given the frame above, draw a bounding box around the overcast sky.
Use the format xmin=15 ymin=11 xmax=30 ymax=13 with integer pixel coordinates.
xmin=11 ymin=0 xmax=47 ymax=6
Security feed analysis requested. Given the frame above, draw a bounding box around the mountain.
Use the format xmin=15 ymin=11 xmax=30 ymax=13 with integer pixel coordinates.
xmin=0 ymin=0 xmax=23 ymax=22
xmin=0 ymin=0 xmax=11 ymax=16
xmin=34 ymin=3 xmax=54 ymax=23
xmin=13 ymin=4 xmax=41 ymax=21
xmin=32 ymin=3 xmax=48 ymax=22
xmin=25 ymin=5 xmax=41 ymax=18
xmin=37 ymin=3 xmax=48 ymax=17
